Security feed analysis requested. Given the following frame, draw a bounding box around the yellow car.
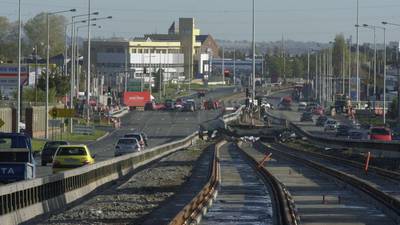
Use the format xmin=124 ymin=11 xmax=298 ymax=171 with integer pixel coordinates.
xmin=52 ymin=145 xmax=95 ymax=173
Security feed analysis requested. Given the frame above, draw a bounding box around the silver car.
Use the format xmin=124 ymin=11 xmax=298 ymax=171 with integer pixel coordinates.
xmin=114 ymin=138 xmax=141 ymax=157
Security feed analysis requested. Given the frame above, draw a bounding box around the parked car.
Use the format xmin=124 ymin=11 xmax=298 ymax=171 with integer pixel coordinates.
xmin=392 ymin=127 xmax=400 ymax=141
xmin=316 ymin=116 xmax=328 ymax=126
xmin=368 ymin=127 xmax=392 ymax=141
xmin=313 ymin=106 xmax=324 ymax=116
xmin=324 ymin=119 xmax=338 ymax=131
xmin=164 ymin=99 xmax=175 ymax=110
xmin=336 ymin=125 xmax=351 ymax=137
xmin=300 ymin=112 xmax=313 ymax=122
xmin=41 ymin=141 xmax=69 ymax=166
xmin=52 ymin=145 xmax=95 ymax=173
xmin=0 ymin=133 xmax=35 ymax=183
xmin=124 ymin=133 xmax=146 ymax=148
xmin=298 ymin=102 xmax=307 ymax=111
xmin=115 ymin=138 xmax=141 ymax=156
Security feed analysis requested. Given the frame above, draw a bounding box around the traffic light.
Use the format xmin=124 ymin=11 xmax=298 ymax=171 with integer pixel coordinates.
xmin=246 ymin=88 xmax=250 ymax=97
xmin=107 ymin=86 xmax=111 ymax=96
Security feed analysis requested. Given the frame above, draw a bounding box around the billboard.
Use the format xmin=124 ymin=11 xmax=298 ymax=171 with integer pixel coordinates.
xmin=123 ymin=91 xmax=151 ymax=107
xmin=0 ymin=64 xmax=31 ymax=97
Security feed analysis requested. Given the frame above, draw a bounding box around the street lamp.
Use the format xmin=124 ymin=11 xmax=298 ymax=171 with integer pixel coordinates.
xmin=365 ymin=23 xmax=386 ymax=124
xmin=251 ymin=0 xmax=256 ymax=102
xmin=361 ymin=24 xmax=377 ymax=99
xmin=382 ymin=21 xmax=400 ymax=122
xmin=17 ymin=0 xmax=22 ymax=133
xmin=45 ymin=8 xmax=76 ymax=139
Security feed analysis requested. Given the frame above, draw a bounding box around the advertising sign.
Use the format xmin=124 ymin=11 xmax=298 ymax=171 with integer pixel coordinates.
xmin=123 ymin=91 xmax=151 ymax=107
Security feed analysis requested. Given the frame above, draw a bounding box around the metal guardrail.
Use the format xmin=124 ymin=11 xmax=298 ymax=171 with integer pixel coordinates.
xmin=0 ymin=132 xmax=198 ymax=224
xmin=168 ymin=140 xmax=225 ymax=225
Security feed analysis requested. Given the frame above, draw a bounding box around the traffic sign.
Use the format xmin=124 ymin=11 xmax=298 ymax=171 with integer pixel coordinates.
xmin=0 ymin=119 xmax=4 ymax=128
xmin=49 ymin=108 xmax=76 ymax=118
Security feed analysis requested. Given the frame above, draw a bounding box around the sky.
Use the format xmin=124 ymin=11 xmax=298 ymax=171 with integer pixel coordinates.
xmin=1 ymin=0 xmax=400 ymax=43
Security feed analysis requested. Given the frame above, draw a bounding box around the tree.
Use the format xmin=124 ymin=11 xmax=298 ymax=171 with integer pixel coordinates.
xmin=24 ymin=12 xmax=67 ymax=57
xmin=332 ymin=34 xmax=347 ymax=77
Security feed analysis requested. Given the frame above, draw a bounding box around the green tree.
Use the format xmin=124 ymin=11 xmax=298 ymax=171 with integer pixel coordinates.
xmin=24 ymin=12 xmax=67 ymax=57
xmin=332 ymin=34 xmax=347 ymax=77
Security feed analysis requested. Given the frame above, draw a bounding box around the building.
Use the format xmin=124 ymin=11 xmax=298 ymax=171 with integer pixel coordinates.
xmin=85 ymin=18 xmax=219 ymax=91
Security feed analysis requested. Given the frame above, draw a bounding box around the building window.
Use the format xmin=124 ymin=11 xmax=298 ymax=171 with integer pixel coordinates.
xmin=131 ymin=49 xmax=137 ymax=53
xmin=138 ymin=49 xmax=143 ymax=53
xmin=144 ymin=49 xmax=149 ymax=53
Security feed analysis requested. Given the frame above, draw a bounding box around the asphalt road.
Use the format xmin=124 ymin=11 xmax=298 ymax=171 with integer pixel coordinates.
xmin=34 ymin=87 xmax=234 ymax=178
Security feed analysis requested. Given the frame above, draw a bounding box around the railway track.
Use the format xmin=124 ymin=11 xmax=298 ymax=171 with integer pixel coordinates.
xmin=169 ymin=140 xmax=298 ymax=225
xmin=245 ymin=141 xmax=400 ymax=224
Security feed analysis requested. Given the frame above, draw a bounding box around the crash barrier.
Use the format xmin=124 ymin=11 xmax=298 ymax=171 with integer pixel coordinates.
xmin=264 ymin=110 xmax=400 ymax=152
xmin=0 ymin=132 xmax=198 ymax=225
xmin=168 ymin=140 xmax=225 ymax=225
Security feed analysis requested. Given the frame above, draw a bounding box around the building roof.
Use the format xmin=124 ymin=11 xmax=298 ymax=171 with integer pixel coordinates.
xmin=144 ymin=34 xmax=180 ymax=41
xmin=196 ymin=35 xmax=209 ymax=44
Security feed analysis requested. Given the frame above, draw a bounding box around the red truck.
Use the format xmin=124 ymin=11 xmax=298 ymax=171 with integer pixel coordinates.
xmin=123 ymin=91 xmax=151 ymax=109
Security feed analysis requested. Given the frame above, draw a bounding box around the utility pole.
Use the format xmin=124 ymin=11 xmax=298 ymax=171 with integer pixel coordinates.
xmin=356 ymin=0 xmax=360 ymax=104
xmin=307 ymin=49 xmax=310 ymax=84
xmin=222 ymin=47 xmax=225 ymax=85
xmin=86 ymin=0 xmax=91 ymax=124
xmin=17 ymin=0 xmax=21 ymax=133
xmin=233 ymin=49 xmax=236 ymax=86
xmin=252 ymin=0 xmax=256 ymax=101
xmin=315 ymin=52 xmax=318 ymax=100
xmin=348 ymin=37 xmax=352 ymax=99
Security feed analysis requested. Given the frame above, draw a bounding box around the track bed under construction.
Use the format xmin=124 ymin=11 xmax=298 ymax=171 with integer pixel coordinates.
xmin=199 ymin=142 xmax=273 ymax=225
xmin=240 ymin=142 xmax=398 ymax=225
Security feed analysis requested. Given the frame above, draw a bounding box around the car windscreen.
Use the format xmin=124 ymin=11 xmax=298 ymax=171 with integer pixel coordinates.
xmin=118 ymin=139 xmax=137 ymax=145
xmin=125 ymin=134 xmax=141 ymax=140
xmin=370 ymin=128 xmax=390 ymax=135
xmin=45 ymin=141 xmax=67 ymax=148
xmin=0 ymin=136 xmax=28 ymax=149
xmin=57 ymin=147 xmax=87 ymax=156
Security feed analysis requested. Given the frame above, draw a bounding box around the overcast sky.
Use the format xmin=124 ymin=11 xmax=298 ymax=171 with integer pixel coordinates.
xmin=1 ymin=0 xmax=400 ymax=43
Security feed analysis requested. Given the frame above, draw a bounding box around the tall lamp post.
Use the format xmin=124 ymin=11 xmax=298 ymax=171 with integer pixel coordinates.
xmin=382 ymin=21 xmax=400 ymax=122
xmin=17 ymin=0 xmax=22 ymax=133
xmin=365 ymin=24 xmax=386 ymax=124
xmin=251 ymin=0 xmax=256 ymax=102
xmin=45 ymin=8 xmax=76 ymax=139
xmin=361 ymin=24 xmax=377 ymax=99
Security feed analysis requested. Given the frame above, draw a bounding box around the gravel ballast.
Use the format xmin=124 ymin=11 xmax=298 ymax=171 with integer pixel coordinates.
xmin=34 ymin=141 xmax=211 ymax=225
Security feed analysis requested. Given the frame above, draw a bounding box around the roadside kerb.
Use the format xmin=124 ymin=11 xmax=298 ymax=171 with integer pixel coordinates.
xmin=0 ymin=132 xmax=198 ymax=225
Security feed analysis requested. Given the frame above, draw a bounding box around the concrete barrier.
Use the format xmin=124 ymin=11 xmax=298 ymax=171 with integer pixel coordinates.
xmin=0 ymin=132 xmax=198 ymax=225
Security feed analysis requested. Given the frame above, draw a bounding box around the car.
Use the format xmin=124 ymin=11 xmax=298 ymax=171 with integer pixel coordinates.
xmin=140 ymin=132 xmax=149 ymax=146
xmin=348 ymin=129 xmax=365 ymax=140
xmin=182 ymin=101 xmax=195 ymax=112
xmin=313 ymin=106 xmax=324 ymax=116
xmin=115 ymin=138 xmax=141 ymax=156
xmin=41 ymin=141 xmax=69 ymax=166
xmin=392 ymin=127 xmax=400 ymax=141
xmin=324 ymin=119 xmax=338 ymax=131
xmin=368 ymin=127 xmax=392 ymax=141
xmin=336 ymin=125 xmax=351 ymax=137
xmin=300 ymin=112 xmax=313 ymax=122
xmin=164 ymin=99 xmax=175 ymax=110
xmin=52 ymin=145 xmax=95 ymax=173
xmin=316 ymin=116 xmax=328 ymax=126
xmin=124 ymin=133 xmax=146 ymax=148
xmin=0 ymin=133 xmax=35 ymax=183
xmin=298 ymin=102 xmax=307 ymax=111
xmin=144 ymin=101 xmax=155 ymax=111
